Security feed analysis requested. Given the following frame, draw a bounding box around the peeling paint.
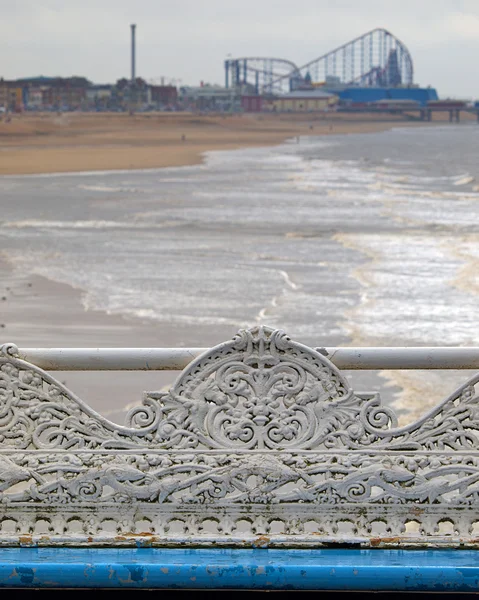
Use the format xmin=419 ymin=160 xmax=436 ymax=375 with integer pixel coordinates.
xmin=125 ymin=565 xmax=145 ymax=583
xmin=252 ymin=536 xmax=270 ymax=548
xmin=370 ymin=537 xmax=404 ymax=547
xmin=14 ymin=567 xmax=35 ymax=585
xmin=0 ymin=548 xmax=477 ymax=591
xmin=18 ymin=536 xmax=33 ymax=546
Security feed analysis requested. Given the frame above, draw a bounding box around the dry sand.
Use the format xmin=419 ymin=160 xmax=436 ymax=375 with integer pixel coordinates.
xmin=0 ymin=110 xmax=470 ymax=175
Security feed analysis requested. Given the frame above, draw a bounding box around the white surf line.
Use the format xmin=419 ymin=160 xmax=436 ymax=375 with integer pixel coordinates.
xmin=255 ymin=270 xmax=299 ymax=322
xmin=256 ymin=296 xmax=279 ymax=322
xmin=279 ymin=270 xmax=300 ymax=290
xmin=445 ymin=235 xmax=479 ymax=298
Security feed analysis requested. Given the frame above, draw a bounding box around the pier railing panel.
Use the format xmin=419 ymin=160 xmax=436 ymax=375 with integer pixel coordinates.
xmin=0 ymin=327 xmax=478 ymax=549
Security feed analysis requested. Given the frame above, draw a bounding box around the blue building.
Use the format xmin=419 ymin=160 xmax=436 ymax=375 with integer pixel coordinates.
xmin=333 ymin=86 xmax=438 ymax=107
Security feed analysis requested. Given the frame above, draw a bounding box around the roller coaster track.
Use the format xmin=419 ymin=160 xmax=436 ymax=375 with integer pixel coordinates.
xmin=225 ymin=28 xmax=414 ymax=94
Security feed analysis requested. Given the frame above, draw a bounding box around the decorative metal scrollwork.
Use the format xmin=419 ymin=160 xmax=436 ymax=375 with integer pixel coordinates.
xmin=0 ymin=328 xmax=478 ymax=548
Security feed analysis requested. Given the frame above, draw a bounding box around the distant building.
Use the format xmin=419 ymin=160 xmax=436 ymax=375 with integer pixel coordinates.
xmin=0 ymin=75 xmax=182 ymax=112
xmin=241 ymin=95 xmax=264 ymax=113
xmin=26 ymin=87 xmax=47 ymax=109
xmin=0 ymin=80 xmax=23 ymax=111
xmin=14 ymin=77 xmax=54 ymax=109
xmin=268 ymin=89 xmax=338 ymax=112
xmin=18 ymin=77 xmax=91 ymax=110
xmin=115 ymin=78 xmax=151 ymax=109
xmin=335 ymin=87 xmax=438 ymax=107
xmin=179 ymin=85 xmax=237 ymax=112
xmin=46 ymin=78 xmax=89 ymax=110
xmin=86 ymin=85 xmax=113 ymax=110
xmin=149 ymin=85 xmax=177 ymax=109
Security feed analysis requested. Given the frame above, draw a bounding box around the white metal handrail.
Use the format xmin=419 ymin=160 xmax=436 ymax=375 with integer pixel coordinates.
xmin=11 ymin=346 xmax=479 ymax=370
xmin=1 ymin=327 xmax=479 ymax=550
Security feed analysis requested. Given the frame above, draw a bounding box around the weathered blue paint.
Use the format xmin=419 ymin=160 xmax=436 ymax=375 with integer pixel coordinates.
xmin=0 ymin=549 xmax=478 ymax=590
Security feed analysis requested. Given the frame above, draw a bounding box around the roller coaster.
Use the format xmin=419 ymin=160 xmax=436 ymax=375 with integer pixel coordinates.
xmin=224 ymin=28 xmax=414 ymax=95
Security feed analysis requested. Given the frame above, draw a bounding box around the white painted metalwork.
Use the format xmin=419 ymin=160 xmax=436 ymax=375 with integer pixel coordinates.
xmin=14 ymin=345 xmax=479 ymax=371
xmin=0 ymin=328 xmax=478 ymax=549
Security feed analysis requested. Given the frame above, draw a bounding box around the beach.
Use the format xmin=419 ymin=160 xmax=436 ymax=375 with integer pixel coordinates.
xmin=1 ymin=113 xmax=478 ymax=425
xmin=0 ymin=111 xmax=469 ymax=175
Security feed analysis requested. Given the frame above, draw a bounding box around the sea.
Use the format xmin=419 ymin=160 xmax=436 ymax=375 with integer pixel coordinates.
xmin=1 ymin=123 xmax=478 ymax=421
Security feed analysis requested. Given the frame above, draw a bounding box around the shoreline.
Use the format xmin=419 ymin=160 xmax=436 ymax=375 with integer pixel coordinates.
xmin=0 ymin=256 xmax=396 ymax=421
xmin=0 ymin=111 xmax=471 ymax=176
xmin=1 ymin=116 xmax=476 ymax=423
xmin=0 ymin=255 xmax=236 ymax=421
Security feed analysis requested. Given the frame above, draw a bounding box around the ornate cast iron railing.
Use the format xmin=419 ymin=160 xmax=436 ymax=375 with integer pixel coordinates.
xmin=0 ymin=327 xmax=478 ymax=549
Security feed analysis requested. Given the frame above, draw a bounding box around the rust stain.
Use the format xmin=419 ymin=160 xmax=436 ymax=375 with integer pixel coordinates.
xmin=370 ymin=537 xmax=403 ymax=547
xmin=410 ymin=507 xmax=425 ymax=516
xmin=115 ymin=532 xmax=154 ymax=539
xmin=18 ymin=535 xmax=33 ymax=546
xmin=252 ymin=535 xmax=271 ymax=548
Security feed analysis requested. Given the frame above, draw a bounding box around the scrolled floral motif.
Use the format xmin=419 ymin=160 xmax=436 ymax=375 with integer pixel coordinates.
xmin=0 ymin=451 xmax=478 ymax=509
xmin=0 ymin=326 xmax=478 ymax=547
xmin=0 ymin=343 xmax=19 ymax=359
xmin=1 ymin=326 xmax=479 ymax=452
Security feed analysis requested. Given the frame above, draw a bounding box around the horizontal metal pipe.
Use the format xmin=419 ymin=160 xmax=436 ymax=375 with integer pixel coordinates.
xmin=15 ymin=348 xmax=205 ymax=371
xmin=12 ymin=347 xmax=479 ymax=371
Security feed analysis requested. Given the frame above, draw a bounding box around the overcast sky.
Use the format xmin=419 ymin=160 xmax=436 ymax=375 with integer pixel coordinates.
xmin=2 ymin=0 xmax=479 ymax=97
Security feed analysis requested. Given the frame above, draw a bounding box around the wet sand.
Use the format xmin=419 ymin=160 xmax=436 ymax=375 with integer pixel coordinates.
xmin=0 ymin=255 xmax=235 ymax=422
xmin=0 ymin=111 xmax=468 ymax=175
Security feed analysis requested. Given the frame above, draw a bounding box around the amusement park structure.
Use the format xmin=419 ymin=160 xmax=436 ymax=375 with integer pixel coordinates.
xmin=225 ymin=28 xmax=414 ymax=95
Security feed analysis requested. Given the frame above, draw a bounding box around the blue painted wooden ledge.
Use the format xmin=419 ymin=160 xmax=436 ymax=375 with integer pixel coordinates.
xmin=0 ymin=548 xmax=478 ymax=590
